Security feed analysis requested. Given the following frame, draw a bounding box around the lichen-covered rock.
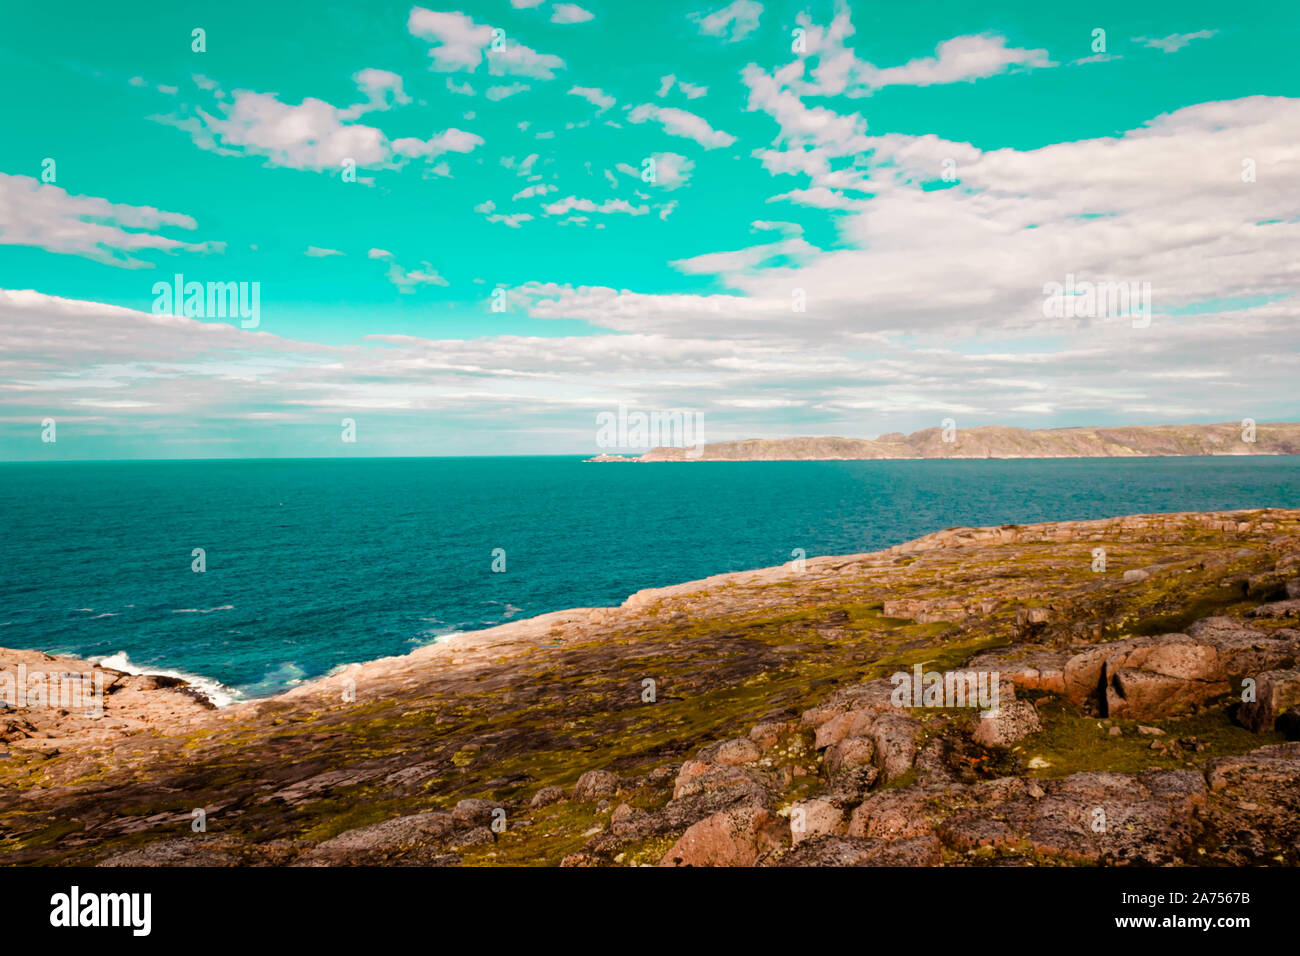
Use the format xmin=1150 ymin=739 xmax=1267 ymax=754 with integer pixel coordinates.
xmin=712 ymin=737 xmax=762 ymax=766
xmin=529 ymin=786 xmax=565 ymax=808
xmin=449 ymin=826 xmax=494 ymax=849
xmin=847 ymin=786 xmax=955 ymax=841
xmin=971 ymin=699 xmax=1041 ymax=749
xmin=868 ymin=712 xmax=921 ymax=782
xmin=775 ymin=834 xmax=941 ymax=866
xmin=789 ymin=797 xmax=846 ymax=845
xmin=572 ymin=769 xmax=619 ymax=802
xmin=823 ymin=735 xmax=879 ymax=793
xmin=1250 ymin=600 xmax=1300 ymax=619
xmin=452 ymin=798 xmax=499 ymax=828
xmin=659 ymin=807 xmax=785 ymax=867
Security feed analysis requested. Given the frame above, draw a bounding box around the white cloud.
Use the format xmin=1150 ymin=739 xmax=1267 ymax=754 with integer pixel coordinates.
xmin=768 ymin=185 xmax=861 ymax=210
xmin=486 ymin=212 xmax=534 ymax=228
xmin=368 ymin=250 xmax=448 ymax=292
xmin=626 ymin=103 xmax=736 ymax=148
xmin=408 ymin=7 xmax=565 ymax=79
xmin=690 ymin=0 xmax=762 ymax=42
xmin=750 ymin=220 xmax=803 ymax=235
xmin=174 ymin=82 xmax=483 ymax=173
xmin=543 ymin=196 xmax=650 ymax=217
xmin=305 ymin=246 xmax=345 ymax=257
xmin=344 ymin=68 xmax=410 ymax=116
xmin=568 ymin=86 xmax=616 ymax=112
xmin=648 ymin=151 xmax=695 ymax=190
xmin=0 ymin=173 xmax=217 ymax=268
xmin=391 ymin=128 xmax=484 ymax=158
xmin=551 ymin=4 xmax=594 ymax=24
xmin=1134 ymin=30 xmax=1217 ymax=53
xmin=789 ymin=9 xmax=1052 ymax=97
xmin=407 ymin=9 xmax=494 ymax=72
xmin=854 ymin=34 xmax=1052 ymax=91
xmin=512 ymin=183 xmax=556 ymax=200
xmin=658 ymin=74 xmax=708 ymax=99
xmin=486 ymin=82 xmax=530 ymax=100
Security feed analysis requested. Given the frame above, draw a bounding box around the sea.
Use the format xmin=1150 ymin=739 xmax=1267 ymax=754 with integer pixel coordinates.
xmin=1 ymin=456 xmax=1296 ymax=703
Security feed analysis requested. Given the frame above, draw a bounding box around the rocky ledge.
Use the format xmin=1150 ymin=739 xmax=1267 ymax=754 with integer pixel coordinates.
xmin=3 ymin=508 xmax=1300 ymax=866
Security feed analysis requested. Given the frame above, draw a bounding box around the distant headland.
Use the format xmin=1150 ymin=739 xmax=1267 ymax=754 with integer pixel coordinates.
xmin=586 ymin=421 xmax=1300 ymax=462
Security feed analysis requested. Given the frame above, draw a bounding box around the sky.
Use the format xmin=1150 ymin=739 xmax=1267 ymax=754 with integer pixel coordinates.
xmin=1 ymin=0 xmax=1297 ymax=459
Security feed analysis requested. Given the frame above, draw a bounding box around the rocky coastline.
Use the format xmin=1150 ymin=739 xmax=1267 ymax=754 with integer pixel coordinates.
xmin=3 ymin=507 xmax=1300 ymax=866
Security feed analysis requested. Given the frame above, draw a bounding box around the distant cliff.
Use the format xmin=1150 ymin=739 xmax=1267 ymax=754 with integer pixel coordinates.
xmin=595 ymin=421 xmax=1300 ymax=462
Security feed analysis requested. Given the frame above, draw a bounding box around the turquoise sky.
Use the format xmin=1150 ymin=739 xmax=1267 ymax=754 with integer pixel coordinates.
xmin=1 ymin=1 xmax=1298 ymax=458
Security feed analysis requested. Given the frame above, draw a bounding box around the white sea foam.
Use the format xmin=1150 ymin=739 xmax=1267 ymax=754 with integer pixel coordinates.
xmin=171 ymin=605 xmax=234 ymax=614
xmin=91 ymin=651 xmax=245 ymax=708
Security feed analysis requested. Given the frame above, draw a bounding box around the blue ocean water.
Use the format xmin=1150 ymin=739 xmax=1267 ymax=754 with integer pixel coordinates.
xmin=1 ymin=456 xmax=1296 ymax=701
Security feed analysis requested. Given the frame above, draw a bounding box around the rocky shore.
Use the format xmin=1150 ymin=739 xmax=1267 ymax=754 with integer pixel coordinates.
xmin=3 ymin=508 xmax=1300 ymax=866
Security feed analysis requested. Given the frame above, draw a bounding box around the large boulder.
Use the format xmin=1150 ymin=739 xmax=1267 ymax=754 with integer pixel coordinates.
xmin=572 ymin=769 xmax=619 ymax=802
xmin=1061 ymin=625 xmax=1300 ymax=719
xmin=659 ymin=807 xmax=785 ymax=866
xmin=971 ymin=699 xmax=1041 ymax=749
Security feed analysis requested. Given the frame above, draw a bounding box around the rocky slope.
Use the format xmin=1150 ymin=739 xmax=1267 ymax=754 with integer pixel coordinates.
xmin=596 ymin=421 xmax=1300 ymax=461
xmin=3 ymin=508 xmax=1300 ymax=866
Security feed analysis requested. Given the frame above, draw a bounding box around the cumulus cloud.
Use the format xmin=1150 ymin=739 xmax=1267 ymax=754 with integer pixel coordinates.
xmin=171 ymin=78 xmax=483 ymax=173
xmin=550 ymin=3 xmax=594 ymax=24
xmin=408 ymin=7 xmax=565 ymax=80
xmin=620 ymin=151 xmax=695 ymax=190
xmin=691 ymin=0 xmax=762 ymax=42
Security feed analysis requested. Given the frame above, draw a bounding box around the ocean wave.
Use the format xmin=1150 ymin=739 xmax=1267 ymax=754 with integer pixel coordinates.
xmin=171 ymin=605 xmax=235 ymax=614
xmin=91 ymin=651 xmax=245 ymax=708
